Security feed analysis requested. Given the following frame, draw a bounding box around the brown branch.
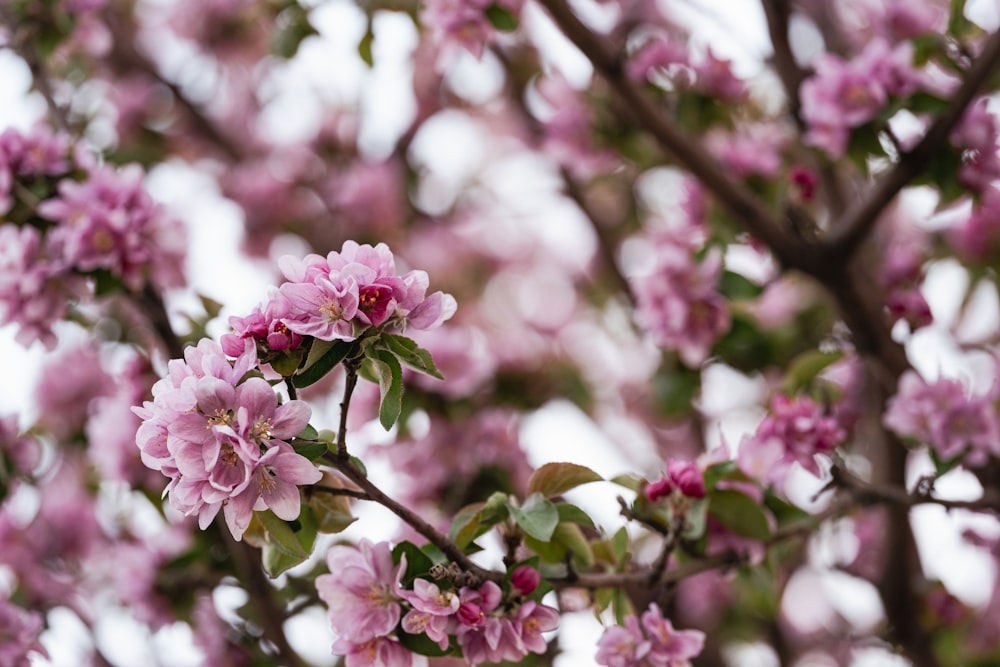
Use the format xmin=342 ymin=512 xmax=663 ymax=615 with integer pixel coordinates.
xmin=826 ymin=28 xmax=1000 ymax=259
xmin=326 ymin=452 xmax=503 ymax=585
xmin=536 ymin=0 xmax=816 ymax=271
xmin=0 ymin=7 xmax=71 ymax=132
xmin=832 ymin=464 xmax=1000 ymax=513
xmin=761 ymin=0 xmax=849 ymax=218
xmin=218 ymin=526 xmax=307 ymax=667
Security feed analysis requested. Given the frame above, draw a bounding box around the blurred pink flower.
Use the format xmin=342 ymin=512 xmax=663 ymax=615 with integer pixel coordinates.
xmin=317 ymin=540 xmax=405 ymax=643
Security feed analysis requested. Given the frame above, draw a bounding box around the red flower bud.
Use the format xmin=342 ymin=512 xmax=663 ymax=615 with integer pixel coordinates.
xmin=511 ymin=565 xmax=540 ymax=595
xmin=644 ymin=477 xmax=673 ymax=503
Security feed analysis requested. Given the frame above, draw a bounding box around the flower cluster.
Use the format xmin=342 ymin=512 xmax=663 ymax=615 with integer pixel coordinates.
xmin=631 ymin=231 xmax=729 ymax=368
xmin=0 ymin=126 xmax=185 ymax=348
xmin=801 ymin=38 xmax=919 ymax=157
xmin=422 ymin=0 xmax=526 ymax=61
xmin=595 ymin=603 xmax=705 ymax=667
xmin=0 ymin=597 xmax=47 ymax=667
xmin=222 ymin=241 xmax=456 ymax=359
xmin=738 ymin=394 xmax=846 ymax=487
xmin=316 ymin=540 xmax=558 ymax=666
xmin=884 ymin=370 xmax=1000 ymax=466
xmin=132 ymin=339 xmax=321 ymax=540
xmin=950 ymin=98 xmax=1000 ymax=194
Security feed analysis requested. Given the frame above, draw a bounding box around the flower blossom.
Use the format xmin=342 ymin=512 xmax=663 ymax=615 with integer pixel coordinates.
xmin=884 ymin=370 xmax=1000 ymax=467
xmin=0 ymin=597 xmax=48 ymax=666
xmin=951 ymin=98 xmax=1000 ymax=194
xmin=738 ymin=394 xmax=845 ymax=486
xmin=631 ymin=239 xmax=729 ymax=368
xmin=316 ymin=540 xmax=406 ymax=644
xmin=275 ymin=241 xmax=456 ymax=343
xmin=132 ymin=339 xmax=319 ymax=540
xmin=801 ymin=38 xmax=918 ymax=157
xmin=596 ymin=604 xmax=704 ymax=667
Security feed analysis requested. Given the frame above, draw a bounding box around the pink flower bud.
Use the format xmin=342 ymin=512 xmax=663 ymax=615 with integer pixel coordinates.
xmin=667 ymin=460 xmax=705 ymax=499
xmin=510 ymin=565 xmax=540 ymax=595
xmin=644 ymin=477 xmax=673 ymax=503
xmin=457 ymin=601 xmax=484 ymax=627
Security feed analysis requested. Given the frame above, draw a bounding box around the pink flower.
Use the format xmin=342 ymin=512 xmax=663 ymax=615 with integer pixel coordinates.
xmin=276 ymin=241 xmax=455 ymax=341
xmin=632 ymin=242 xmax=729 ymax=368
xmin=39 ymin=163 xmax=186 ymax=290
xmin=884 ymin=370 xmax=1000 ymax=466
xmin=221 ymin=288 xmax=304 ymax=357
xmin=801 ymin=39 xmax=917 ymax=157
xmin=948 ymin=186 xmax=1000 ymax=261
xmin=510 ymin=565 xmax=541 ymax=595
xmin=595 ymin=616 xmax=651 ymax=667
xmin=641 ymin=603 xmax=705 ymax=666
xmin=0 ymin=598 xmax=48 ymax=665
xmin=739 ymin=395 xmax=845 ymax=485
xmin=596 ymin=605 xmax=704 ymax=667
xmin=331 ymin=636 xmax=427 ymax=667
xmin=317 ymin=540 xmax=405 ymax=643
xmin=511 ymin=600 xmax=559 ymax=655
xmin=0 ymin=224 xmax=78 ymax=349
xmin=133 ymin=340 xmax=317 ymax=540
xmin=951 ymin=98 xmax=1000 ymax=194
xmin=399 ymin=578 xmax=459 ymax=649
xmin=645 ymin=459 xmax=705 ymax=502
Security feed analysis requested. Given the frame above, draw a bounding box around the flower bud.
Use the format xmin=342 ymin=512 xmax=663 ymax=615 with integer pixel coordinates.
xmin=644 ymin=477 xmax=673 ymax=503
xmin=510 ymin=565 xmax=540 ymax=595
xmin=457 ymin=601 xmax=484 ymax=627
xmin=668 ymin=460 xmax=705 ymax=499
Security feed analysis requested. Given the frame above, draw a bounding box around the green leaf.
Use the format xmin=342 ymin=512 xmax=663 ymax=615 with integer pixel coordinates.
xmin=526 ymin=462 xmax=603 ymax=498
xmin=258 ymin=509 xmax=317 ymax=577
xmin=485 ymin=4 xmax=518 ymax=31
xmin=307 ymin=472 xmax=356 ymax=534
xmin=683 ymin=498 xmax=708 ymax=540
xmin=609 ymin=474 xmax=641 ymax=492
xmin=781 ymin=350 xmax=844 ymax=394
xmin=708 ymin=489 xmax=772 ymax=541
xmin=379 ymin=334 xmax=443 ymax=379
xmin=449 ymin=502 xmax=485 ymax=550
xmin=270 ymin=350 xmax=303 ymax=377
xmin=719 ymin=270 xmax=763 ymax=300
xmin=703 ymin=460 xmax=739 ymax=492
xmin=555 ymin=503 xmax=596 ymax=529
xmin=393 ymin=541 xmax=435 ymax=583
xmin=509 ymin=493 xmax=559 ymax=542
xmin=552 ymin=522 xmax=595 ymax=570
xmin=291 ymin=439 xmax=328 ymax=461
xmin=611 ymin=526 xmax=629 ymax=564
xmin=297 ymin=424 xmax=319 ymax=440
xmin=397 ymin=629 xmax=454 ymax=657
xmin=371 ymin=349 xmax=404 ymax=430
xmin=293 ymin=339 xmax=357 ymax=388
xmin=358 ymin=24 xmax=375 ymax=67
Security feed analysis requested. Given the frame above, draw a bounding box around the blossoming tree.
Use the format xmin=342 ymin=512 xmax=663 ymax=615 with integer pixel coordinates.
xmin=2 ymin=0 xmax=1000 ymax=666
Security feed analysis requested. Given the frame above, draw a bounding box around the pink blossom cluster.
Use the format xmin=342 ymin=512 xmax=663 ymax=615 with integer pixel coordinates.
xmin=316 ymin=540 xmax=558 ymax=666
xmin=132 ymin=339 xmax=321 ymax=540
xmin=877 ymin=219 xmax=932 ymax=330
xmin=801 ymin=38 xmax=919 ymax=157
xmin=595 ymin=603 xmax=705 ymax=667
xmin=884 ymin=370 xmax=1000 ymax=466
xmin=422 ymin=0 xmax=526 ymax=61
xmin=644 ymin=459 xmax=705 ymax=502
xmin=0 ymin=414 xmax=42 ymax=485
xmin=627 ymin=37 xmax=746 ymax=102
xmin=948 ymin=186 xmax=1000 ymax=261
xmin=738 ymin=394 xmax=846 ymax=486
xmin=0 ymin=127 xmax=185 ymax=348
xmin=223 ymin=241 xmax=456 ymax=357
xmin=951 ymin=99 xmax=1000 ymax=194
xmin=631 ymin=233 xmax=729 ymax=369
xmin=0 ymin=597 xmax=47 ymax=667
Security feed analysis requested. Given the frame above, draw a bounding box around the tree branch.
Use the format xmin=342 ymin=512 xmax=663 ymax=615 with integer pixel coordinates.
xmin=536 ymin=0 xmax=816 ymax=271
xmin=826 ymin=28 xmax=1000 ymax=259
